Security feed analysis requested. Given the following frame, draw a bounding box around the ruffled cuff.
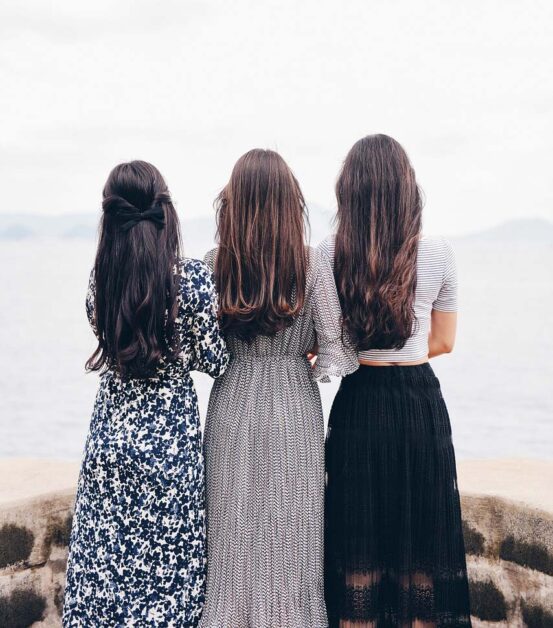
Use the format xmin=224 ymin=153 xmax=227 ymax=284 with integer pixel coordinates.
xmin=311 ymin=342 xmax=359 ymax=383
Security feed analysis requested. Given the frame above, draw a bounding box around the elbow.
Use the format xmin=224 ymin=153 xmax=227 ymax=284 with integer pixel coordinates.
xmin=441 ymin=339 xmax=455 ymax=354
xmin=429 ymin=336 xmax=455 ymax=356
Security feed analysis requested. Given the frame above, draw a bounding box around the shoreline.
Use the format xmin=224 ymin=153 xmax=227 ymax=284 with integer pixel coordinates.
xmin=2 ymin=456 xmax=552 ymax=508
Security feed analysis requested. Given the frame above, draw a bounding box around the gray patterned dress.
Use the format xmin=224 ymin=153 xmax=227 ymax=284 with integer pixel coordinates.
xmin=199 ymin=247 xmax=358 ymax=628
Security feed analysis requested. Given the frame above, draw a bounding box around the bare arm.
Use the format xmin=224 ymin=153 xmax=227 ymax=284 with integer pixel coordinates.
xmin=428 ymin=310 xmax=457 ymax=358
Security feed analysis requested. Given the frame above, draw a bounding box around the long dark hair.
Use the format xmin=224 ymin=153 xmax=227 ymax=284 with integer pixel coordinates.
xmin=334 ymin=134 xmax=422 ymax=351
xmin=214 ymin=149 xmax=308 ymax=342
xmin=86 ymin=160 xmax=182 ymax=379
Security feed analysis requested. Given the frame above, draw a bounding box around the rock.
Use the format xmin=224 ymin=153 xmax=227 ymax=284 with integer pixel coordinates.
xmin=458 ymin=459 xmax=553 ymax=626
xmin=0 ymin=460 xmax=78 ymax=626
xmin=0 ymin=458 xmax=552 ymax=626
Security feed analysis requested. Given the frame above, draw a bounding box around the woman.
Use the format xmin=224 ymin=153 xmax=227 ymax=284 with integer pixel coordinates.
xmin=63 ymin=161 xmax=228 ymax=627
xmin=199 ymin=149 xmax=358 ymax=628
xmin=320 ymin=135 xmax=471 ymax=628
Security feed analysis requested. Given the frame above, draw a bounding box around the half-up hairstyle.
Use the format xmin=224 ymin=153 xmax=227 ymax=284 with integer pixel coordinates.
xmin=86 ymin=160 xmax=182 ymax=379
xmin=334 ymin=134 xmax=422 ymax=351
xmin=214 ymin=149 xmax=308 ymax=342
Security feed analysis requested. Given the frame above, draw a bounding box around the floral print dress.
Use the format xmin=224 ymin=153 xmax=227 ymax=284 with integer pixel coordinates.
xmin=63 ymin=259 xmax=229 ymax=628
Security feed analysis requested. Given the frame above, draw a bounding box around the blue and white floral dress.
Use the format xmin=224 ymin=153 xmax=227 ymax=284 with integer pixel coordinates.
xmin=63 ymin=259 xmax=229 ymax=628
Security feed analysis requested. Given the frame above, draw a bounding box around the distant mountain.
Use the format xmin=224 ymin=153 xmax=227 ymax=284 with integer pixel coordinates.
xmin=180 ymin=204 xmax=334 ymax=259
xmin=1 ymin=213 xmax=550 ymax=246
xmin=0 ymin=203 xmax=335 ymax=246
xmin=0 ymin=225 xmax=35 ymax=240
xmin=457 ymin=218 xmax=553 ymax=243
xmin=63 ymin=224 xmax=98 ymax=239
xmin=0 ymin=213 xmax=98 ymax=240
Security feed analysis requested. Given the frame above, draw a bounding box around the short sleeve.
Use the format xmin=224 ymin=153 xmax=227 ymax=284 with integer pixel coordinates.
xmin=433 ymin=239 xmax=458 ymax=312
xmin=311 ymin=249 xmax=359 ymax=382
xmin=85 ymin=269 xmax=97 ymax=336
xmin=187 ymin=261 xmax=229 ymax=378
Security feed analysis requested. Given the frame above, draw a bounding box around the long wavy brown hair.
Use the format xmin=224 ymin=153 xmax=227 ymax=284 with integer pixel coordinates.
xmin=86 ymin=161 xmax=182 ymax=379
xmin=334 ymin=134 xmax=422 ymax=351
xmin=214 ymin=149 xmax=308 ymax=342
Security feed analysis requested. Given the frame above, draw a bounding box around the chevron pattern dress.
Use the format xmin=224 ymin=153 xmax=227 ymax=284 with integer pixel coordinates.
xmin=199 ymin=247 xmax=359 ymax=628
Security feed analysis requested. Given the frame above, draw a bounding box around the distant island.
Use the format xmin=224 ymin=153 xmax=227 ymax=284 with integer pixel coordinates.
xmin=457 ymin=218 xmax=553 ymax=243
xmin=0 ymin=205 xmax=334 ymax=249
xmin=0 ymin=213 xmax=99 ymax=240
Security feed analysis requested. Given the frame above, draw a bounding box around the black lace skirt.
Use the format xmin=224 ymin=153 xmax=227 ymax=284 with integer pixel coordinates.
xmin=325 ymin=364 xmax=472 ymax=628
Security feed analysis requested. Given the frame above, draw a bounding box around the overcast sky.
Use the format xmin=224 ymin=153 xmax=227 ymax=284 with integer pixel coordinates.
xmin=1 ymin=0 xmax=552 ymax=235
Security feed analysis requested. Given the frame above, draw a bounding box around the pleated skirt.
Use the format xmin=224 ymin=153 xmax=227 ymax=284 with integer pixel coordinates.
xmin=325 ymin=364 xmax=472 ymax=628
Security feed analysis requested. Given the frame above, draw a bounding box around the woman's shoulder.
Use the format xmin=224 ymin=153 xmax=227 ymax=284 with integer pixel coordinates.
xmin=306 ymin=244 xmax=323 ymax=266
xmin=305 ymin=236 xmax=336 ymax=264
xmin=176 ymin=257 xmax=214 ymax=288
xmin=177 ymin=256 xmax=211 ymax=274
xmin=175 ymin=258 xmax=216 ymax=313
xmin=203 ymin=247 xmax=217 ymax=272
xmin=316 ymin=234 xmax=336 ymax=260
xmin=305 ymin=244 xmax=336 ymax=287
xmin=418 ymin=235 xmax=455 ymax=262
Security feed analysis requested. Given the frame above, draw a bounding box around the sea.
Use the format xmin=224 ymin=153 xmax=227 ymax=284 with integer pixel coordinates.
xmin=0 ymin=223 xmax=551 ymax=460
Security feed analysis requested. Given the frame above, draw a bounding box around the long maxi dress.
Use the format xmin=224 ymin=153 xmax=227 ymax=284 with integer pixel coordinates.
xmin=199 ymin=247 xmax=359 ymax=628
xmin=63 ymin=259 xmax=229 ymax=628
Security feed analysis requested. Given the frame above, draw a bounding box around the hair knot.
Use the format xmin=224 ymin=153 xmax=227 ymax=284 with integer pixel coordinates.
xmin=103 ymin=194 xmax=166 ymax=231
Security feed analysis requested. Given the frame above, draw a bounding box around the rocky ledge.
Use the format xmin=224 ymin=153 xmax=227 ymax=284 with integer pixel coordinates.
xmin=459 ymin=459 xmax=553 ymax=627
xmin=0 ymin=460 xmax=79 ymax=627
xmin=0 ymin=458 xmax=551 ymax=627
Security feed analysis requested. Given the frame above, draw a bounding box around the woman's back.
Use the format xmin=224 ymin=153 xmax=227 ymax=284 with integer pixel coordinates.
xmin=64 ymin=162 xmax=229 ymax=627
xmin=86 ymin=257 xmax=228 ymax=379
xmin=319 ymin=234 xmax=457 ymax=362
xmin=322 ymin=135 xmax=471 ymax=628
xmin=205 ymin=246 xmax=356 ymax=377
xmin=201 ymin=249 xmax=357 ymax=628
xmin=200 ymin=148 xmax=357 ymax=628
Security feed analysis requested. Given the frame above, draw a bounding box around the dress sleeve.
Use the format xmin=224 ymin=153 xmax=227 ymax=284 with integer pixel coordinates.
xmin=203 ymin=248 xmax=217 ymax=272
xmin=189 ymin=261 xmax=229 ymax=378
xmin=433 ymin=239 xmax=458 ymax=312
xmin=311 ymin=249 xmax=359 ymax=382
xmin=85 ymin=269 xmax=97 ymax=336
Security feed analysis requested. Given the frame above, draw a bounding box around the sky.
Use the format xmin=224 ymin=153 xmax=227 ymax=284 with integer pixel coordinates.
xmin=1 ymin=0 xmax=552 ymax=235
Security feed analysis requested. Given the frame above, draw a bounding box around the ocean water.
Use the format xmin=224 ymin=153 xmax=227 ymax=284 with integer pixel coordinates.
xmin=0 ymin=236 xmax=551 ymax=460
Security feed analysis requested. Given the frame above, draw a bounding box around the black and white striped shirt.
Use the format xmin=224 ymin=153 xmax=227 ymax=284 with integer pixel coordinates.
xmin=318 ymin=234 xmax=458 ymax=362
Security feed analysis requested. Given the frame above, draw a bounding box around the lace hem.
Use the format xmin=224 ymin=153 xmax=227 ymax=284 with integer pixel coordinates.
xmin=331 ymin=564 xmax=470 ymax=580
xmin=327 ymin=574 xmax=472 ymax=626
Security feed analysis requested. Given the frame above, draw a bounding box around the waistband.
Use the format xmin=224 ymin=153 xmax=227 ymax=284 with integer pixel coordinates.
xmin=344 ymin=362 xmax=439 ymax=386
xmin=230 ymin=354 xmax=309 ymax=363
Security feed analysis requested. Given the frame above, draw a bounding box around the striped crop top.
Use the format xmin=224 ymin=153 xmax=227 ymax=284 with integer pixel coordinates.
xmin=318 ymin=235 xmax=458 ymax=363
